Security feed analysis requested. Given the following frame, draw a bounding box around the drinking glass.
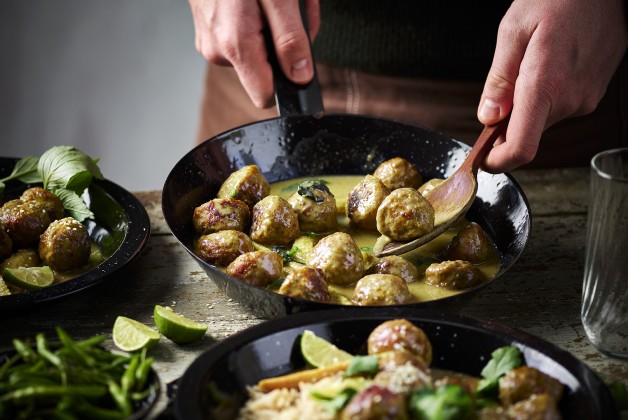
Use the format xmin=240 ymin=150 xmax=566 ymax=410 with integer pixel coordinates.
xmin=581 ymin=148 xmax=628 ymax=359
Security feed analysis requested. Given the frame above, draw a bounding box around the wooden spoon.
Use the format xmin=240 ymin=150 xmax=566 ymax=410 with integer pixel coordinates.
xmin=373 ymin=117 xmax=509 ymax=257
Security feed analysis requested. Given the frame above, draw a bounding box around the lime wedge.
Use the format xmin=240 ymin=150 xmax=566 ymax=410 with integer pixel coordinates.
xmin=3 ymin=266 xmax=55 ymax=291
xmin=154 ymin=305 xmax=207 ymax=344
xmin=0 ymin=278 xmax=11 ymax=296
xmin=112 ymin=316 xmax=160 ymax=352
xmin=300 ymin=330 xmax=353 ymax=368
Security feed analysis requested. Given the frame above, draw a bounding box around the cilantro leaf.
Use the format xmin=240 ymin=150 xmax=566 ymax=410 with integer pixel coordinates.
xmin=345 ymin=355 xmax=379 ymax=377
xmin=476 ymin=346 xmax=523 ymax=398
xmin=409 ymin=384 xmax=475 ymax=420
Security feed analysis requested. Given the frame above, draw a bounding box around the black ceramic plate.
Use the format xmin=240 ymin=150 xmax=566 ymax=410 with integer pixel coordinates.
xmin=163 ymin=114 xmax=531 ymax=318
xmin=0 ymin=157 xmax=151 ymax=310
xmin=174 ymin=307 xmax=617 ymax=420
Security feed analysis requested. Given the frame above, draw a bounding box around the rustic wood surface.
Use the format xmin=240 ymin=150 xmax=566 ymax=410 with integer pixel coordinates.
xmin=1 ymin=167 xmax=626 ymax=416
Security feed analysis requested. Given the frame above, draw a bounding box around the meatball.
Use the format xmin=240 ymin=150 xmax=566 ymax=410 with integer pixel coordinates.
xmin=0 ymin=199 xmax=52 ymax=248
xmin=353 ymin=274 xmax=412 ymax=306
xmin=374 ymin=355 xmax=431 ymax=394
xmin=418 ymin=178 xmax=445 ymax=197
xmin=346 ymin=175 xmax=391 ymax=230
xmin=506 ymin=393 xmax=561 ymax=419
xmin=369 ymin=256 xmax=420 ymax=283
xmin=440 ymin=222 xmax=496 ymax=263
xmin=287 ymin=180 xmax=337 ymax=233
xmin=499 ymin=366 xmax=564 ymax=406
xmin=376 ymin=188 xmax=435 ymax=241
xmin=367 ymin=319 xmax=432 ymax=365
xmin=424 ymin=260 xmax=486 ymax=290
xmin=0 ymin=225 xmax=12 ymax=261
xmin=20 ymin=187 xmax=65 ymax=221
xmin=226 ymin=250 xmax=283 ymax=288
xmin=278 ymin=266 xmax=331 ymax=302
xmin=250 ymin=196 xmax=300 ymax=245
xmin=340 ymin=385 xmax=408 ymax=420
xmin=373 ymin=157 xmax=422 ymax=190
xmin=192 ymin=197 xmax=250 ymax=235
xmin=216 ymin=165 xmax=270 ymax=208
xmin=306 ymin=232 xmax=364 ymax=286
xmin=194 ymin=230 xmax=255 ymax=266
xmin=39 ymin=217 xmax=90 ymax=272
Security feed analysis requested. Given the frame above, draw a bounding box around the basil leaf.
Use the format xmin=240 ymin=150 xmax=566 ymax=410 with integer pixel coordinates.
xmin=53 ymin=188 xmax=94 ymax=222
xmin=0 ymin=156 xmax=41 ymax=193
xmin=39 ymin=146 xmax=103 ymax=193
xmin=345 ymin=355 xmax=379 ymax=377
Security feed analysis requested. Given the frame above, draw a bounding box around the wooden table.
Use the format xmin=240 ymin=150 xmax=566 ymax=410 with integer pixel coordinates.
xmin=1 ymin=167 xmax=626 ymax=415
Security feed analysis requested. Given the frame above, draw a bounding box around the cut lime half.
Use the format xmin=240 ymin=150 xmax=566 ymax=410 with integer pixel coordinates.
xmin=300 ymin=329 xmax=353 ymax=368
xmin=112 ymin=316 xmax=160 ymax=352
xmin=154 ymin=305 xmax=207 ymax=344
xmin=3 ymin=266 xmax=55 ymax=291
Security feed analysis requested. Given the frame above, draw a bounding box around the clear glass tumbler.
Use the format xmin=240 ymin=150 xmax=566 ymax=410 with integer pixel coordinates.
xmin=581 ymin=148 xmax=628 ymax=359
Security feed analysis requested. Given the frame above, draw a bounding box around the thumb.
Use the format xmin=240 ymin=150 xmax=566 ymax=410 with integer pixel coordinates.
xmin=478 ymin=19 xmax=529 ymax=125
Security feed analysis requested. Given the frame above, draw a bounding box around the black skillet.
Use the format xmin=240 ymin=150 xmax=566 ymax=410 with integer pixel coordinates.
xmin=173 ymin=308 xmax=618 ymax=420
xmin=161 ymin=4 xmax=531 ymax=319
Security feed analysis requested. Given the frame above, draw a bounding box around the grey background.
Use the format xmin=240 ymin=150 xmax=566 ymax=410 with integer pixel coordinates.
xmin=0 ymin=0 xmax=207 ymax=191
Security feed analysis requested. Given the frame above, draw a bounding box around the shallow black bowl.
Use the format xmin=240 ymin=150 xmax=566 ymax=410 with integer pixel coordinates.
xmin=174 ymin=307 xmax=618 ymax=420
xmin=162 ymin=114 xmax=531 ymax=318
xmin=0 ymin=157 xmax=151 ymax=310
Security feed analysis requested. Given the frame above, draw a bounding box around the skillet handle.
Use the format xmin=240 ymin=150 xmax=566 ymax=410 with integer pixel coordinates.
xmin=265 ymin=0 xmax=325 ymax=118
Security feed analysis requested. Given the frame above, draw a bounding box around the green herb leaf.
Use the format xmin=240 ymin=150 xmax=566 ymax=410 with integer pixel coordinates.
xmin=345 ymin=355 xmax=379 ymax=377
xmin=38 ymin=146 xmax=103 ymax=193
xmin=297 ymin=179 xmax=333 ymax=203
xmin=310 ymin=388 xmax=357 ymax=414
xmin=0 ymin=156 xmax=41 ymax=194
xmin=266 ymin=277 xmax=285 ymax=290
xmin=271 ymin=246 xmax=299 ymax=263
xmin=409 ymin=384 xmax=475 ymax=420
xmin=53 ymin=188 xmax=94 ymax=222
xmin=281 ymin=178 xmax=330 ymax=194
xmin=476 ymin=346 xmax=523 ymax=397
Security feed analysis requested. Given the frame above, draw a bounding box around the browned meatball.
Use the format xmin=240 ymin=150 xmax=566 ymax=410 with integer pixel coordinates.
xmin=216 ymin=165 xmax=270 ymax=208
xmin=367 ymin=319 xmax=433 ymax=365
xmin=440 ymin=222 xmax=497 ymax=264
xmin=0 ymin=199 xmax=52 ymax=248
xmin=0 ymin=225 xmax=12 ymax=261
xmin=250 ymin=196 xmax=300 ymax=245
xmin=39 ymin=217 xmax=90 ymax=272
xmin=340 ymin=385 xmax=408 ymax=420
xmin=194 ymin=230 xmax=255 ymax=266
xmin=20 ymin=187 xmax=65 ymax=221
xmin=499 ymin=366 xmax=564 ymax=406
xmin=424 ymin=260 xmax=486 ymax=290
xmin=376 ymin=350 xmax=430 ymax=373
xmin=376 ymin=188 xmax=434 ymax=241
xmin=306 ymin=232 xmax=364 ymax=286
xmin=369 ymin=256 xmax=420 ymax=283
xmin=287 ymin=180 xmax=337 ymax=233
xmin=418 ymin=178 xmax=445 ymax=196
xmin=506 ymin=393 xmax=561 ymax=419
xmin=347 ymin=175 xmax=391 ymax=230
xmin=373 ymin=157 xmax=422 ymax=190
xmin=374 ymin=356 xmax=431 ymax=395
xmin=192 ymin=197 xmax=250 ymax=235
xmin=353 ymin=274 xmax=412 ymax=306
xmin=278 ymin=266 xmax=331 ymax=302
xmin=226 ymin=250 xmax=283 ymax=288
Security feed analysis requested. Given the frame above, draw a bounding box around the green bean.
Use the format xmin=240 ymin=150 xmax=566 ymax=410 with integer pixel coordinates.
xmin=36 ymin=333 xmax=67 ymax=386
xmin=0 ymin=384 xmax=107 ymax=403
xmin=56 ymin=327 xmax=96 ymax=368
xmin=76 ymin=334 xmax=107 ymax=348
xmin=0 ymin=353 xmax=21 ymax=381
xmin=121 ymin=354 xmax=139 ymax=392
xmin=135 ymin=356 xmax=154 ymax=391
xmin=107 ymin=380 xmax=132 ymax=417
xmin=12 ymin=339 xmax=36 ymax=362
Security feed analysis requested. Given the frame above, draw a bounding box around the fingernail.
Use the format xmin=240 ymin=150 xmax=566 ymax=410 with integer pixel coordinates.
xmin=291 ymin=59 xmax=312 ymax=82
xmin=479 ymin=98 xmax=501 ymax=121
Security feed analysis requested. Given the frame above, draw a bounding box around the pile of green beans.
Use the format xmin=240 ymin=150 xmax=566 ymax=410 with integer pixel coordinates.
xmin=0 ymin=327 xmax=156 ymax=419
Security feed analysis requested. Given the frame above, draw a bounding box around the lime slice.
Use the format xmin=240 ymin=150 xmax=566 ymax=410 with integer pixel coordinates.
xmin=112 ymin=316 xmax=160 ymax=352
xmin=3 ymin=266 xmax=54 ymax=291
xmin=300 ymin=330 xmax=353 ymax=368
xmin=153 ymin=305 xmax=207 ymax=344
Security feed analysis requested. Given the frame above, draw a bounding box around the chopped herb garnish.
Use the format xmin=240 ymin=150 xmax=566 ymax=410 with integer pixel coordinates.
xmin=266 ymin=277 xmax=285 ymax=290
xmin=297 ymin=180 xmax=333 ymax=203
xmin=475 ymin=346 xmax=523 ymax=399
xmin=345 ymin=355 xmax=379 ymax=377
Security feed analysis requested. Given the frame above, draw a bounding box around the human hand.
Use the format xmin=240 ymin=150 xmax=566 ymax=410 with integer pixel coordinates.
xmin=189 ymin=0 xmax=320 ymax=108
xmin=477 ymin=0 xmax=628 ymax=172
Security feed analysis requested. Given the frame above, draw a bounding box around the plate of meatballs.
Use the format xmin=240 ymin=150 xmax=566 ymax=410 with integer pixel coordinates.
xmin=173 ymin=307 xmax=618 ymax=420
xmin=163 ymin=114 xmax=531 ymax=318
xmin=0 ymin=157 xmax=150 ymax=310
